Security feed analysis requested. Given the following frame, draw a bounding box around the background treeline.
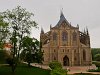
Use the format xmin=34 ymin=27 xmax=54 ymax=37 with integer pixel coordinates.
xmin=91 ymin=48 xmax=100 ymax=61
xmin=1 ymin=48 xmax=100 ymax=63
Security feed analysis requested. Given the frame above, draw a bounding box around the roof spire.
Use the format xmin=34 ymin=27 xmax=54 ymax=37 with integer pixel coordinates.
xmin=60 ymin=8 xmax=64 ymax=19
xmin=41 ymin=27 xmax=44 ymax=34
xmin=50 ymin=24 xmax=52 ymax=30
xmin=77 ymin=24 xmax=79 ymax=28
xmin=86 ymin=26 xmax=89 ymax=35
xmin=55 ymin=8 xmax=70 ymax=27
xmin=84 ymin=28 xmax=86 ymax=34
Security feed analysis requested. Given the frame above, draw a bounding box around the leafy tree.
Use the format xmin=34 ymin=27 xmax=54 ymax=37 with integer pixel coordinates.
xmin=1 ymin=6 xmax=37 ymax=72
xmin=21 ymin=36 xmax=34 ymax=67
xmin=91 ymin=48 xmax=100 ymax=61
xmin=20 ymin=36 xmax=43 ymax=66
xmin=94 ymin=54 xmax=100 ymax=61
xmin=0 ymin=15 xmax=9 ymax=50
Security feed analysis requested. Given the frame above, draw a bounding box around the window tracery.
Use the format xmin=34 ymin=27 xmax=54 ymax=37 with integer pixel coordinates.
xmin=62 ymin=31 xmax=68 ymax=41
xmin=53 ymin=32 xmax=57 ymax=40
xmin=73 ymin=32 xmax=77 ymax=41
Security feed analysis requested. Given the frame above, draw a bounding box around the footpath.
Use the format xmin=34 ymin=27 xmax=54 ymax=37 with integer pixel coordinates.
xmin=30 ymin=63 xmax=100 ymax=75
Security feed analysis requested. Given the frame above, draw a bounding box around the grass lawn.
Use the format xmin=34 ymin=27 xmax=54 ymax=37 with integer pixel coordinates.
xmin=0 ymin=63 xmax=50 ymax=75
xmin=0 ymin=63 xmax=99 ymax=75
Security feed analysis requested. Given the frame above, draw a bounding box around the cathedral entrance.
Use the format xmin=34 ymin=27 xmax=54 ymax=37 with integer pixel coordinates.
xmin=63 ymin=55 xmax=69 ymax=66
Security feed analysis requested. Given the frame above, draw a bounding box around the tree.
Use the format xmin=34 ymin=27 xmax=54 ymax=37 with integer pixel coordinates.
xmin=0 ymin=15 xmax=9 ymax=50
xmin=94 ymin=54 xmax=100 ymax=61
xmin=20 ymin=36 xmax=43 ymax=66
xmin=1 ymin=6 xmax=37 ymax=72
xmin=21 ymin=36 xmax=34 ymax=67
xmin=91 ymin=48 xmax=100 ymax=61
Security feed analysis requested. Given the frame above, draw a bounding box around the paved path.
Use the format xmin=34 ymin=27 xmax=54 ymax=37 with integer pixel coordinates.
xmin=30 ymin=63 xmax=100 ymax=74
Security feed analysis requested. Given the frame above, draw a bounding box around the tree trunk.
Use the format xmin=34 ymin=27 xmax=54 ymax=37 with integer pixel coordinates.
xmin=28 ymin=62 xmax=31 ymax=67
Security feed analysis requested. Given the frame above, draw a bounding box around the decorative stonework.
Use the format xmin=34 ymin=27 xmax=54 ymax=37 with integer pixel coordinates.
xmin=40 ymin=12 xmax=92 ymax=66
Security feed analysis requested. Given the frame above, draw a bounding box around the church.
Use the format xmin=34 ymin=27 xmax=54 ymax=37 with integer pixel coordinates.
xmin=40 ymin=12 xmax=92 ymax=66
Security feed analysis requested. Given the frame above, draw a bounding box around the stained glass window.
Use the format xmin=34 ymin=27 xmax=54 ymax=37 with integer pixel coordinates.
xmin=62 ymin=31 xmax=68 ymax=41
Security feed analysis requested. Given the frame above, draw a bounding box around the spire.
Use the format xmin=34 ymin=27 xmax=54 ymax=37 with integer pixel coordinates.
xmin=55 ymin=9 xmax=70 ymax=27
xmin=84 ymin=28 xmax=86 ymax=34
xmin=86 ymin=27 xmax=89 ymax=35
xmin=60 ymin=8 xmax=66 ymax=20
xmin=50 ymin=24 xmax=52 ymax=30
xmin=41 ymin=27 xmax=44 ymax=34
xmin=77 ymin=24 xmax=79 ymax=28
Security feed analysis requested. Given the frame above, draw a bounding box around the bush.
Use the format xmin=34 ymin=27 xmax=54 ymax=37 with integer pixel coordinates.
xmin=93 ymin=61 xmax=100 ymax=69
xmin=88 ymin=68 xmax=100 ymax=72
xmin=88 ymin=61 xmax=100 ymax=72
xmin=50 ymin=68 xmax=67 ymax=75
xmin=49 ymin=61 xmax=68 ymax=75
xmin=49 ymin=61 xmax=62 ymax=69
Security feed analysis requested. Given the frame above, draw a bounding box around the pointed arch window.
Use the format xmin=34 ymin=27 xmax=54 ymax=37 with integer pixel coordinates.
xmin=83 ymin=50 xmax=86 ymax=61
xmin=62 ymin=31 xmax=68 ymax=41
xmin=73 ymin=32 xmax=77 ymax=41
xmin=53 ymin=32 xmax=57 ymax=40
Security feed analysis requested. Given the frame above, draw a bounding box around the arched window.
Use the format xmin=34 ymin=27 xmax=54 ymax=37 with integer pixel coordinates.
xmin=62 ymin=32 xmax=68 ymax=41
xmin=73 ymin=32 xmax=77 ymax=41
xmin=83 ymin=50 xmax=86 ymax=61
xmin=54 ymin=56 xmax=56 ymax=60
xmin=53 ymin=32 xmax=57 ymax=40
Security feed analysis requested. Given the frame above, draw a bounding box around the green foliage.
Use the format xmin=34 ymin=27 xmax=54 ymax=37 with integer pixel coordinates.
xmin=0 ymin=50 xmax=6 ymax=64
xmin=50 ymin=68 xmax=67 ymax=75
xmin=0 ymin=15 xmax=9 ymax=50
xmin=20 ymin=36 xmax=43 ymax=66
xmin=94 ymin=54 xmax=100 ymax=61
xmin=0 ymin=6 xmax=37 ymax=72
xmin=88 ymin=68 xmax=100 ymax=72
xmin=93 ymin=61 xmax=100 ymax=70
xmin=91 ymin=48 xmax=100 ymax=61
xmin=94 ymin=62 xmax=100 ymax=69
xmin=49 ymin=61 xmax=62 ymax=69
xmin=49 ymin=61 xmax=67 ymax=75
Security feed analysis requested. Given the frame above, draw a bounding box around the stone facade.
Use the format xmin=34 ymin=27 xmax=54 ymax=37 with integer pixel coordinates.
xmin=40 ymin=12 xmax=92 ymax=66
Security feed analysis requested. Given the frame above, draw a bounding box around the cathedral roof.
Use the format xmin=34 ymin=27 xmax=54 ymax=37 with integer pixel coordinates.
xmin=55 ymin=11 xmax=70 ymax=27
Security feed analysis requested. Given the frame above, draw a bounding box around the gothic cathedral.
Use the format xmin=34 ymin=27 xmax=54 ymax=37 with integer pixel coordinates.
xmin=40 ymin=12 xmax=92 ymax=66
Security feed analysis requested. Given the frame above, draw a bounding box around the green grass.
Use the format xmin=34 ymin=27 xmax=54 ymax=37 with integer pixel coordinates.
xmin=0 ymin=63 xmax=99 ymax=75
xmin=0 ymin=63 xmax=50 ymax=75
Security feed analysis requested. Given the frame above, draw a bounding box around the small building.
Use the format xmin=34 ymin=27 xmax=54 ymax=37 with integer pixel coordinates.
xmin=40 ymin=12 xmax=92 ymax=66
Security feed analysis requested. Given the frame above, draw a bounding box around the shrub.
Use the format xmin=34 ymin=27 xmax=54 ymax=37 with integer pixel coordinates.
xmin=88 ymin=68 xmax=100 ymax=72
xmin=49 ymin=61 xmax=62 ymax=69
xmin=93 ymin=61 xmax=100 ymax=69
xmin=50 ymin=68 xmax=67 ymax=75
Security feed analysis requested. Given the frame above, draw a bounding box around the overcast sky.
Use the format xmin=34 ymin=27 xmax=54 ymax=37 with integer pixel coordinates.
xmin=0 ymin=0 xmax=100 ymax=48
